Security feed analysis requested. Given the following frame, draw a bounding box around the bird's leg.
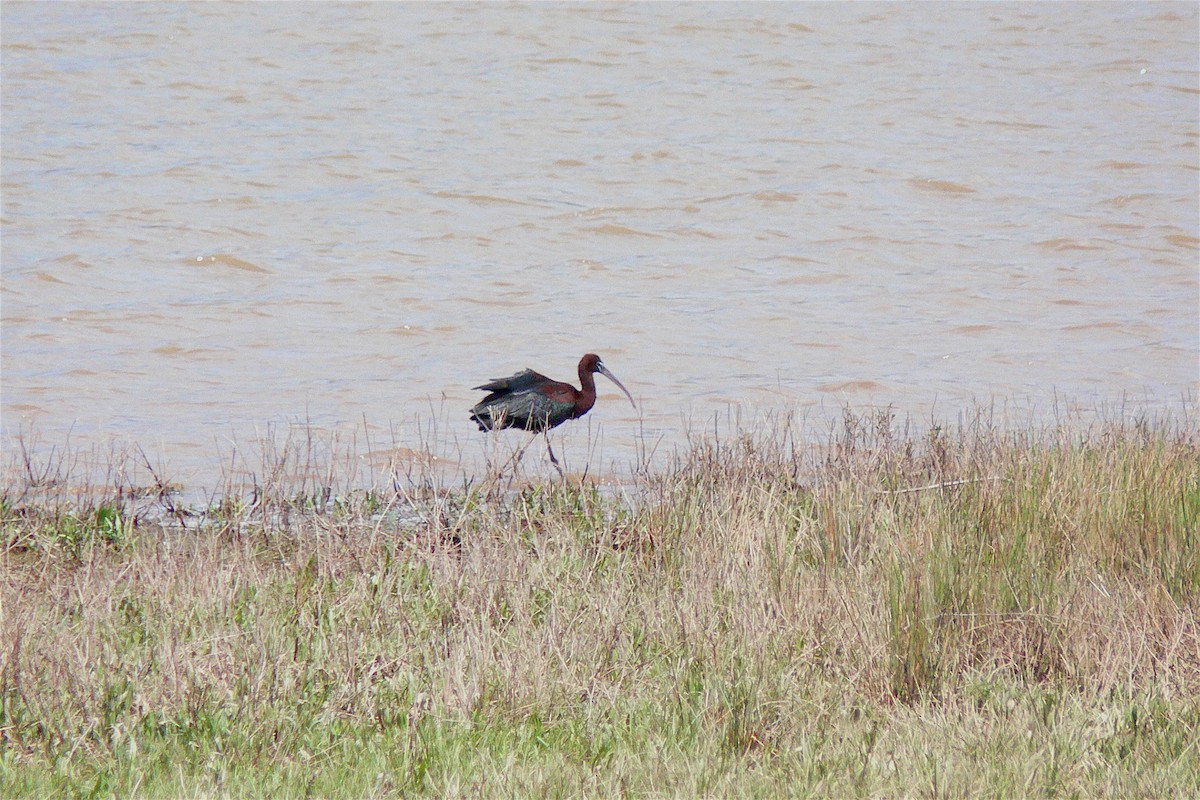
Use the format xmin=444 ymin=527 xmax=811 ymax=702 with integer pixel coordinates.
xmin=544 ymin=431 xmax=564 ymax=477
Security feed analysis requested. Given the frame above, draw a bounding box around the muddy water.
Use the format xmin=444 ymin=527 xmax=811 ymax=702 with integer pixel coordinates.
xmin=2 ymin=3 xmax=1197 ymax=489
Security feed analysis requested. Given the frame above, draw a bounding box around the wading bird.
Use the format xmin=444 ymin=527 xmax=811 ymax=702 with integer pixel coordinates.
xmin=470 ymin=353 xmax=636 ymax=471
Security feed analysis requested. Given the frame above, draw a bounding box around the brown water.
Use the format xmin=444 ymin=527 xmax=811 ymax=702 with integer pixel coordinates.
xmin=3 ymin=3 xmax=1198 ymax=488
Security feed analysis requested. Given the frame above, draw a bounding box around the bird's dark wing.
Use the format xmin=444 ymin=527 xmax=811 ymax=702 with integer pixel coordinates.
xmin=471 ymin=391 xmax=564 ymax=430
xmin=470 ymin=369 xmax=577 ymax=431
xmin=471 ymin=369 xmax=547 ymax=395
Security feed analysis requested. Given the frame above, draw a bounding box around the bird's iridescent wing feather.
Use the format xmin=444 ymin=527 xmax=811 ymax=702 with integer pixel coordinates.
xmin=470 ymin=369 xmax=574 ymax=431
xmin=472 ymin=369 xmax=546 ymax=395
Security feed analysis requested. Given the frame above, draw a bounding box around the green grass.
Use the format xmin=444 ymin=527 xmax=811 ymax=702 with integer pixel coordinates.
xmin=1 ymin=409 xmax=1197 ymax=798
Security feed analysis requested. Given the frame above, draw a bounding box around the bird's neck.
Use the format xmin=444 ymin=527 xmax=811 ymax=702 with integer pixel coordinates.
xmin=575 ymin=367 xmax=597 ymax=416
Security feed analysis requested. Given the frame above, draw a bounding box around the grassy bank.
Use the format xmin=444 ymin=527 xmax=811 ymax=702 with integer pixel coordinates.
xmin=2 ymin=410 xmax=1198 ymax=798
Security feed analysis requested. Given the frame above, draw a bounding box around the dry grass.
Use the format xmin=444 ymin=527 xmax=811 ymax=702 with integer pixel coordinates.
xmin=1 ymin=408 xmax=1197 ymax=798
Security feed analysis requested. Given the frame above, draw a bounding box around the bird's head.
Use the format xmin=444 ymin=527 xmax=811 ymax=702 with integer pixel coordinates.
xmin=581 ymin=353 xmax=635 ymax=409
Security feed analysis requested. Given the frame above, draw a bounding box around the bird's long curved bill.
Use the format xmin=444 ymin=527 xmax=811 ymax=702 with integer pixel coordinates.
xmin=597 ymin=365 xmax=636 ymax=408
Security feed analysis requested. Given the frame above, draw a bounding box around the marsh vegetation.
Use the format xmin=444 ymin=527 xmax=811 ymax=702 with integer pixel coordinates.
xmin=2 ymin=408 xmax=1197 ymax=798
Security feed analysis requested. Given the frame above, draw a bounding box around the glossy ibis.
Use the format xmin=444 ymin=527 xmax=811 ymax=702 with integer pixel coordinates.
xmin=470 ymin=353 xmax=635 ymax=470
